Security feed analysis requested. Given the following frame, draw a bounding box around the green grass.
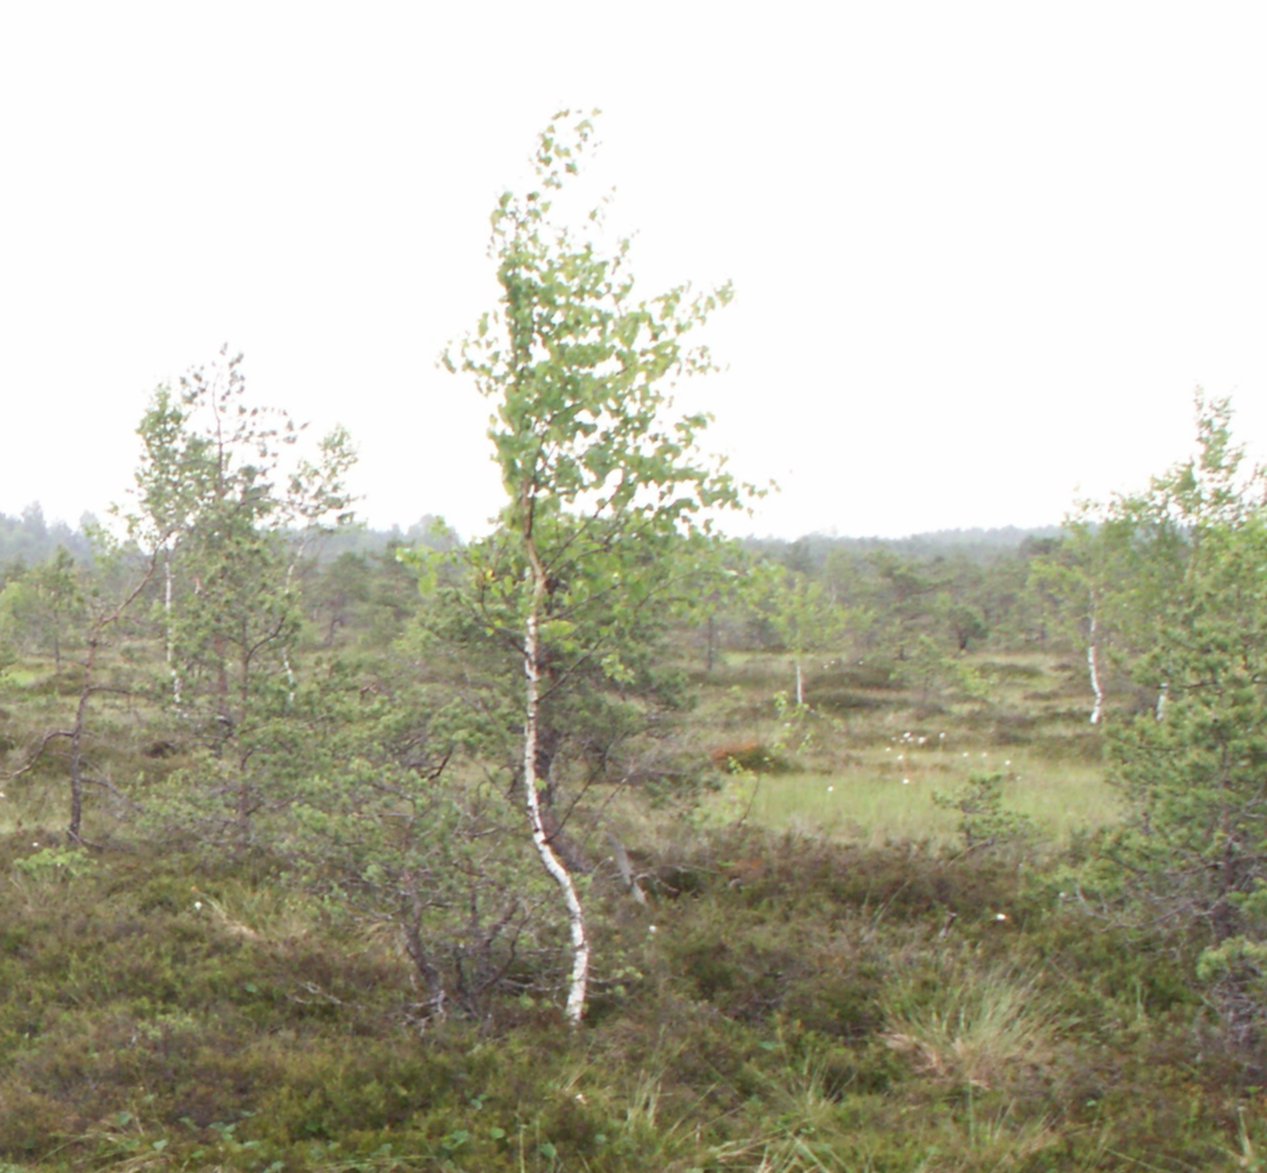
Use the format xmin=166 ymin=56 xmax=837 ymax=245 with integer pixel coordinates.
xmin=726 ymin=754 xmax=1118 ymax=846
xmin=697 ymin=651 xmax=1119 ymax=847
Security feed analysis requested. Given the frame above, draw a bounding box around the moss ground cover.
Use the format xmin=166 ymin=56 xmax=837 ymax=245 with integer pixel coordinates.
xmin=0 ymin=650 xmax=1261 ymax=1170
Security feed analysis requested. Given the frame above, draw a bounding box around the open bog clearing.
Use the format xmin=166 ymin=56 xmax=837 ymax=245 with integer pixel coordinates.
xmin=697 ymin=651 xmax=1120 ymax=846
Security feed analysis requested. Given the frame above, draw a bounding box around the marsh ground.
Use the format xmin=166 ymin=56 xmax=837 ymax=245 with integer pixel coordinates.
xmin=0 ymin=648 xmax=1256 ymax=1171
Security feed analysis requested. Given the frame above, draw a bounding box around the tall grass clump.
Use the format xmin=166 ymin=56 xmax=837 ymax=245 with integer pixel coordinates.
xmin=881 ymin=955 xmax=1064 ymax=1095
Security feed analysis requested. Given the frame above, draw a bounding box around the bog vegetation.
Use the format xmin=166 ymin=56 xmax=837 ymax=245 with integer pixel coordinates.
xmin=2 ymin=116 xmax=1267 ymax=1170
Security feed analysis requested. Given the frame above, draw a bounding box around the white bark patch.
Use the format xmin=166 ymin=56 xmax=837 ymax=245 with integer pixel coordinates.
xmin=1087 ymin=613 xmax=1104 ymax=726
xmin=523 ymin=606 xmax=590 ymax=1026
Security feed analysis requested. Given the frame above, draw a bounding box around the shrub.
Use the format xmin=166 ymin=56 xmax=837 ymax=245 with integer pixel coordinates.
xmin=933 ymin=772 xmax=1037 ymax=854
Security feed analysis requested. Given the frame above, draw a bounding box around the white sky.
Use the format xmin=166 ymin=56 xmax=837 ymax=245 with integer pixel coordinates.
xmin=3 ymin=2 xmax=1267 ymax=540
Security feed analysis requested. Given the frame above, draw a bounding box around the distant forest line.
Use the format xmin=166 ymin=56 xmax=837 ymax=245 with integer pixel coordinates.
xmin=0 ymin=501 xmax=1061 ymax=575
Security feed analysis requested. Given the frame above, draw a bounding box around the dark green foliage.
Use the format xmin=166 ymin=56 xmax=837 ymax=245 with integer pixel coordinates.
xmin=1082 ymin=403 xmax=1267 ymax=1059
xmin=934 ymin=771 xmax=1038 ymax=852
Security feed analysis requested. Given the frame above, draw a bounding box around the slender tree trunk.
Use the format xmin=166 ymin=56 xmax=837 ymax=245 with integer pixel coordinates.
xmin=281 ymin=550 xmax=304 ymax=707
xmin=164 ymin=550 xmax=182 ymax=706
xmin=522 ymin=555 xmax=589 ymax=1027
xmin=1087 ymin=612 xmax=1104 ymax=725
xmin=794 ymin=658 xmax=805 ymax=708
xmin=66 ymin=635 xmax=99 ymax=843
xmin=281 ymin=648 xmax=297 ymax=709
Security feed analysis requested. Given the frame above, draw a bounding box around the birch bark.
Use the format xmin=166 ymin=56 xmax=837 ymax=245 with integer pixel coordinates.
xmin=1087 ymin=611 xmax=1104 ymax=725
xmin=522 ymin=597 xmax=590 ymax=1026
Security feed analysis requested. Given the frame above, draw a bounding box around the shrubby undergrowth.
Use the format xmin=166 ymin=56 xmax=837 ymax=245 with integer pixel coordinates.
xmin=5 ymin=508 xmax=1267 ymax=1168
xmin=0 ymin=786 xmax=1259 ymax=1169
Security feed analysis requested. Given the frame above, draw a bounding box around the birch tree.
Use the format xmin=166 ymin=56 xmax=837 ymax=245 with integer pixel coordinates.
xmin=1026 ymin=518 xmax=1140 ymax=724
xmin=128 ymin=351 xmax=355 ymax=844
xmin=747 ymin=562 xmax=848 ymax=708
xmin=444 ymin=111 xmax=752 ymax=1026
xmin=129 ymin=386 xmax=213 ymax=704
xmin=1034 ymin=394 xmax=1267 ymax=725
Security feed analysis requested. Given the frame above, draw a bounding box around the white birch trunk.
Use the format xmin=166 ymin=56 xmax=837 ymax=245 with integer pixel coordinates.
xmin=164 ymin=550 xmax=183 ymax=707
xmin=1087 ymin=612 xmax=1104 ymax=725
xmin=282 ymin=649 xmax=297 ymax=709
xmin=794 ymin=658 xmax=804 ymax=708
xmin=523 ymin=597 xmax=590 ymax=1026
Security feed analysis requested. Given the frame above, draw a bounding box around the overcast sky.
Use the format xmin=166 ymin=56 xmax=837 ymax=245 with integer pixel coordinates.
xmin=3 ymin=2 xmax=1266 ymax=541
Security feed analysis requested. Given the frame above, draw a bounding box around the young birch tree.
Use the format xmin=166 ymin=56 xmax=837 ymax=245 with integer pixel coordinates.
xmin=128 ymin=386 xmax=214 ymax=705
xmin=1063 ymin=396 xmax=1267 ymax=1048
xmin=444 ymin=111 xmax=752 ymax=1026
xmin=747 ymin=562 xmax=848 ymax=708
xmin=1027 ymin=517 xmax=1142 ymax=724
xmin=127 ymin=351 xmax=355 ymax=844
xmin=1034 ymin=394 xmax=1266 ymax=725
